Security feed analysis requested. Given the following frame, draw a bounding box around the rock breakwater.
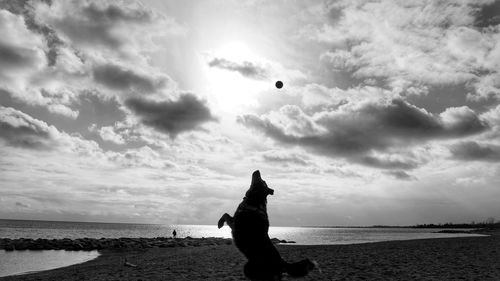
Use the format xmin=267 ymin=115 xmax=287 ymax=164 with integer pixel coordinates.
xmin=0 ymin=237 xmax=233 ymax=251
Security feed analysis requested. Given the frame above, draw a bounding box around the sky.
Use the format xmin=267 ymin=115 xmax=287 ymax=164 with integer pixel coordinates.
xmin=0 ymin=0 xmax=500 ymax=226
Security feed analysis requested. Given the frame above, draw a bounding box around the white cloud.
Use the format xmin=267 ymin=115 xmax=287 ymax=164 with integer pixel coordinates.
xmin=307 ymin=0 xmax=500 ymax=99
xmin=108 ymin=146 xmax=176 ymax=169
xmin=0 ymin=0 xmax=185 ymax=121
xmin=0 ymin=106 xmax=60 ymax=149
xmin=0 ymin=8 xmax=84 ymax=118
xmin=34 ymin=0 xmax=184 ymax=61
xmin=0 ymin=9 xmax=46 ymax=94
xmin=0 ymin=10 xmax=46 ymax=71
xmin=239 ymin=98 xmax=488 ymax=169
xmin=97 ymin=125 xmax=125 ymax=144
xmin=301 ymin=84 xmax=396 ymax=108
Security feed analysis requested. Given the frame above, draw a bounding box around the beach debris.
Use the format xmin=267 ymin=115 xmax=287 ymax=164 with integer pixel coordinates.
xmin=312 ymin=260 xmax=322 ymax=274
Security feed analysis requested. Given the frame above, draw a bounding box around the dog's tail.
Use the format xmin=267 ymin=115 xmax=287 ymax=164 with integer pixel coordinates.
xmin=284 ymin=259 xmax=318 ymax=278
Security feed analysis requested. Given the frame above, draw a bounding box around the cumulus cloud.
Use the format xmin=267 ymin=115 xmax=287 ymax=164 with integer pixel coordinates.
xmin=0 ymin=0 xmax=185 ymax=120
xmin=107 ymin=146 xmax=175 ymax=169
xmin=0 ymin=9 xmax=46 ymax=89
xmin=0 ymin=6 xmax=81 ymax=118
xmin=261 ymin=150 xmax=309 ymax=166
xmin=301 ymin=84 xmax=397 ymax=108
xmin=481 ymin=104 xmax=500 ymax=128
xmin=0 ymin=105 xmax=103 ymax=155
xmin=92 ymin=63 xmax=170 ymax=94
xmin=34 ymin=0 xmax=175 ymax=54
xmin=440 ymin=106 xmax=489 ymax=135
xmin=308 ymin=0 xmax=500 ymax=99
xmin=239 ymin=99 xmax=488 ymax=168
xmin=96 ymin=125 xmax=125 ymax=144
xmin=125 ymin=94 xmax=217 ymax=137
xmin=450 ymin=141 xmax=500 ymax=162
xmin=0 ymin=106 xmax=60 ymax=149
xmin=1 ymin=0 xmax=67 ymax=67
xmin=208 ymin=57 xmax=269 ymax=80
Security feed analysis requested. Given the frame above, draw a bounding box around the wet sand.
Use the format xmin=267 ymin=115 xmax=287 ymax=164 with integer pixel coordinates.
xmin=1 ymin=234 xmax=499 ymax=280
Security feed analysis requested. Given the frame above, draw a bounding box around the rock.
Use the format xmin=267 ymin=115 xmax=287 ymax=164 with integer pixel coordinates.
xmin=434 ymin=230 xmax=472 ymax=234
xmin=28 ymin=243 xmax=45 ymax=250
xmin=271 ymin=238 xmax=281 ymax=244
xmin=16 ymin=242 xmax=29 ymax=250
xmin=72 ymin=243 xmax=84 ymax=251
xmin=0 ymin=236 xmax=242 ymax=251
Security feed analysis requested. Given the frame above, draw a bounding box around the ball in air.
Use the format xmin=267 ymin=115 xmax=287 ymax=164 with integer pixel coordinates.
xmin=275 ymin=81 xmax=283 ymax=89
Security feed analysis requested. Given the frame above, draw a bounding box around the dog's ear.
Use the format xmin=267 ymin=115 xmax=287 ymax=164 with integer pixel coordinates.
xmin=251 ymin=170 xmax=261 ymax=185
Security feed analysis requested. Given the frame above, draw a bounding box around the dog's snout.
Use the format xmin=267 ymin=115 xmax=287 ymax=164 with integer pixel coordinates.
xmin=268 ymin=188 xmax=274 ymax=195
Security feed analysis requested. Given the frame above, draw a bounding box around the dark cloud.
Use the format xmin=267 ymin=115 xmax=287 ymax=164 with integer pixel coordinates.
xmin=384 ymin=170 xmax=417 ymax=181
xmin=93 ymin=63 xmax=169 ymax=93
xmin=208 ymin=57 xmax=269 ymax=80
xmin=82 ymin=2 xmax=153 ymax=24
xmin=0 ymin=44 xmax=31 ymax=66
xmin=0 ymin=106 xmax=57 ymax=149
xmin=0 ymin=90 xmax=126 ymax=148
xmin=15 ymin=202 xmax=30 ymax=208
xmin=125 ymin=94 xmax=217 ymax=137
xmin=262 ymin=151 xmax=308 ymax=166
xmin=450 ymin=141 xmax=500 ymax=162
xmin=0 ymin=9 xmax=46 ymax=72
xmin=474 ymin=0 xmax=500 ymax=28
xmin=40 ymin=1 xmax=155 ymax=49
xmin=1 ymin=0 xmax=65 ymax=66
xmin=239 ymin=99 xmax=488 ymax=169
xmin=0 ymin=43 xmax=40 ymax=68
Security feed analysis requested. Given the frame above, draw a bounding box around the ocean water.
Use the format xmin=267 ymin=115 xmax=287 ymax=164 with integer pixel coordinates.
xmin=0 ymin=250 xmax=99 ymax=277
xmin=0 ymin=219 xmax=485 ymax=245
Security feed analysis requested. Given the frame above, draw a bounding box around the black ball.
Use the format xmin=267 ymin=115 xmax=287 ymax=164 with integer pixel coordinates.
xmin=275 ymin=81 xmax=283 ymax=89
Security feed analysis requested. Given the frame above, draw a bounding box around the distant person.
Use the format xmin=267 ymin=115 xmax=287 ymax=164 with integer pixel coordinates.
xmin=172 ymin=229 xmax=177 ymax=238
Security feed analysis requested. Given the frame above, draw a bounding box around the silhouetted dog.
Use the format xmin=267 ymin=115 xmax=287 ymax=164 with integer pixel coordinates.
xmin=218 ymin=170 xmax=316 ymax=280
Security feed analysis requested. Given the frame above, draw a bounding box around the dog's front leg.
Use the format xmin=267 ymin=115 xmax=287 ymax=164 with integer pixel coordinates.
xmin=217 ymin=213 xmax=234 ymax=229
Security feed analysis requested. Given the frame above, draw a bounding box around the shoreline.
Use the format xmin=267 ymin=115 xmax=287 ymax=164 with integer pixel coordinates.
xmin=1 ymin=227 xmax=492 ymax=251
xmin=1 ymin=231 xmax=499 ymax=280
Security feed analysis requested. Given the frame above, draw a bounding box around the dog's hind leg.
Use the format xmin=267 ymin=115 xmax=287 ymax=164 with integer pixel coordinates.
xmin=284 ymin=259 xmax=317 ymax=278
xmin=244 ymin=261 xmax=283 ymax=281
xmin=217 ymin=213 xmax=234 ymax=229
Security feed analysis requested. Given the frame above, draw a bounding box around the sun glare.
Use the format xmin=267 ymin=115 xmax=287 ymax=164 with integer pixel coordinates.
xmin=205 ymin=41 xmax=269 ymax=113
xmin=216 ymin=42 xmax=258 ymax=62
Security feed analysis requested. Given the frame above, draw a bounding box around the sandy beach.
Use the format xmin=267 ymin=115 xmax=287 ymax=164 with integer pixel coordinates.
xmin=1 ymin=233 xmax=499 ymax=281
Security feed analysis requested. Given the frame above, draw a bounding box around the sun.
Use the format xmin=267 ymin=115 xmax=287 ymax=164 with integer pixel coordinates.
xmin=215 ymin=42 xmax=257 ymax=62
xmin=204 ymin=41 xmax=269 ymax=114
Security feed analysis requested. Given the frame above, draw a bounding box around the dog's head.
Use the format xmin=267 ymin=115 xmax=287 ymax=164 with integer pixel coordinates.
xmin=245 ymin=170 xmax=274 ymax=202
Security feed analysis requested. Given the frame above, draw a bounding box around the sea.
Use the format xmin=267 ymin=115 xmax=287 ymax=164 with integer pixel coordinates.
xmin=0 ymin=219 xmax=484 ymax=245
xmin=0 ymin=219 xmax=486 ymax=277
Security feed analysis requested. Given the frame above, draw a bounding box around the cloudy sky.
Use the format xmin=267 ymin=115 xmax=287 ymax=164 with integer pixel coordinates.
xmin=1 ymin=0 xmax=500 ymax=226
